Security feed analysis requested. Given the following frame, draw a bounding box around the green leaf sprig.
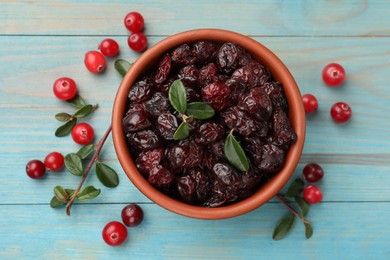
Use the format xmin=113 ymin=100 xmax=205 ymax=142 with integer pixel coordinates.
xmin=54 ymin=94 xmax=98 ymax=137
xmin=224 ymin=130 xmax=249 ymax=172
xmin=168 ymin=80 xmax=215 ymax=140
xmin=272 ymin=178 xmax=313 ymax=240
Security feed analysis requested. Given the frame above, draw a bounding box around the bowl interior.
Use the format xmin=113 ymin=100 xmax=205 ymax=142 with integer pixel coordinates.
xmin=112 ymin=29 xmax=305 ymax=220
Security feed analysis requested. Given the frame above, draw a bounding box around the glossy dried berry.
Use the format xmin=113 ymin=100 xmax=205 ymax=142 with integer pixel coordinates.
xmin=126 ymin=129 xmax=162 ymax=151
xmin=154 ymin=54 xmax=171 ymax=84
xmin=197 ymin=122 xmax=224 ymax=144
xmin=269 ymin=110 xmax=297 ymax=148
xmin=122 ymin=108 xmax=151 ymax=133
xmin=128 ymin=78 xmax=153 ymax=103
xmin=220 ymin=107 xmax=256 ymax=136
xmin=216 ymin=43 xmax=240 ymax=74
xmin=148 ymin=165 xmax=174 ymax=187
xmin=192 ymin=41 xmax=220 ymax=64
xmin=199 ymin=63 xmax=218 ymax=86
xmin=247 ymin=59 xmax=271 ymax=86
xmin=212 ymin=163 xmax=240 ymax=186
xmin=135 ymin=148 xmax=163 ymax=175
xmin=263 ymin=82 xmax=288 ymax=112
xmin=156 ymin=112 xmax=178 ymax=140
xmin=171 ymin=44 xmax=195 ymax=67
xmin=231 ymin=66 xmax=256 ymax=87
xmin=178 ymin=65 xmax=199 ymax=87
xmin=144 ymin=92 xmax=170 ymax=117
xmin=201 ymin=82 xmax=231 ymax=111
xmin=166 ymin=140 xmax=204 ymax=170
xmin=256 ymin=143 xmax=285 ymax=174
xmin=237 ymin=87 xmax=273 ymax=121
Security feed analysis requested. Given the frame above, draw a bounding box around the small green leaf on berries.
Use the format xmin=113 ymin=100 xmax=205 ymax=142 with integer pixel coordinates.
xmin=67 ymin=94 xmax=86 ymax=108
xmin=173 ymin=121 xmax=190 ymax=140
xmin=114 ymin=59 xmax=132 ymax=77
xmin=285 ymin=178 xmax=304 ymax=198
xmin=55 ymin=112 xmax=72 ymax=122
xmin=54 ymin=186 xmax=69 ymax=203
xmin=169 ymin=80 xmax=187 ymax=114
xmin=95 ymin=162 xmax=119 ymax=188
xmin=64 ymin=153 xmax=83 ymax=176
xmin=76 ymin=144 xmax=95 ymax=159
xmin=50 ymin=196 xmax=65 ymax=208
xmin=224 ymin=131 xmax=249 ymax=172
xmin=272 ymin=214 xmax=295 ymax=240
xmin=186 ymin=102 xmax=215 ymax=119
xmin=304 ymin=222 xmax=313 ymax=239
xmin=295 ymin=196 xmax=310 ymax=216
xmin=55 ymin=118 xmax=77 ymax=137
xmin=77 ymin=186 xmax=101 ymax=201
xmin=74 ymin=104 xmax=94 ymax=119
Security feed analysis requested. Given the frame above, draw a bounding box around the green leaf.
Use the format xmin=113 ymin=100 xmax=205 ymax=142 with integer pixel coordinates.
xmin=272 ymin=214 xmax=295 ymax=240
xmin=67 ymin=94 xmax=86 ymax=108
xmin=224 ymin=132 xmax=249 ymax=171
xmin=304 ymin=222 xmax=313 ymax=239
xmin=53 ymin=186 xmax=69 ymax=203
xmin=50 ymin=196 xmax=65 ymax=208
xmin=55 ymin=112 xmax=72 ymax=122
xmin=285 ymin=178 xmax=304 ymax=198
xmin=73 ymin=104 xmax=94 ymax=119
xmin=168 ymin=80 xmax=187 ymax=113
xmin=95 ymin=162 xmax=119 ymax=188
xmin=77 ymin=186 xmax=101 ymax=201
xmin=186 ymin=102 xmax=215 ymax=119
xmin=64 ymin=153 xmax=83 ymax=176
xmin=173 ymin=121 xmax=190 ymax=140
xmin=65 ymin=189 xmax=75 ymax=197
xmin=295 ymin=196 xmax=310 ymax=216
xmin=55 ymin=118 xmax=77 ymax=137
xmin=114 ymin=59 xmax=132 ymax=77
xmin=76 ymin=144 xmax=95 ymax=159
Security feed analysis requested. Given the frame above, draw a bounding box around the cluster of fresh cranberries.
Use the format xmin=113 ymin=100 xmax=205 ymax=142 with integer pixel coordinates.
xmin=124 ymin=12 xmax=148 ymax=52
xmin=302 ymin=163 xmax=324 ymax=204
xmin=102 ymin=204 xmax=144 ymax=246
xmin=84 ymin=38 xmax=120 ymax=74
xmin=302 ymin=63 xmax=352 ymax=123
xmin=26 ymin=152 xmax=65 ymax=179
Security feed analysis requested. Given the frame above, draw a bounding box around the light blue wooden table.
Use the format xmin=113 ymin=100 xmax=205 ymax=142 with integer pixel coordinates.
xmin=1 ymin=1 xmax=389 ymax=259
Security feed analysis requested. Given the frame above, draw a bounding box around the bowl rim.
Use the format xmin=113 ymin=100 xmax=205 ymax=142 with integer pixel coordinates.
xmin=112 ymin=28 xmax=305 ymax=220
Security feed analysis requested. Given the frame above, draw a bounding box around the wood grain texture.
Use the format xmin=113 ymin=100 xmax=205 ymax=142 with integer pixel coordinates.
xmin=0 ymin=0 xmax=390 ymax=259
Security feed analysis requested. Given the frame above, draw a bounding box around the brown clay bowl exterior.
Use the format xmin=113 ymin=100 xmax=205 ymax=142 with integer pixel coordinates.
xmin=112 ymin=29 xmax=305 ymax=220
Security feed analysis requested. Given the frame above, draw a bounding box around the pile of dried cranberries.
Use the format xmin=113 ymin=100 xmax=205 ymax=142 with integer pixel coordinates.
xmin=122 ymin=41 xmax=297 ymax=207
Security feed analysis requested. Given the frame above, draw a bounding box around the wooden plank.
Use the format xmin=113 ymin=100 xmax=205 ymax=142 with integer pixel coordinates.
xmin=1 ymin=0 xmax=390 ymax=36
xmin=0 ymin=203 xmax=389 ymax=259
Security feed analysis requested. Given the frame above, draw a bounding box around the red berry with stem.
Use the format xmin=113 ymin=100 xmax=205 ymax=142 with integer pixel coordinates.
xmin=302 ymin=163 xmax=324 ymax=183
xmin=102 ymin=221 xmax=128 ymax=246
xmin=124 ymin=12 xmax=144 ymax=32
xmin=330 ymin=102 xmax=352 ymax=123
xmin=302 ymin=94 xmax=318 ymax=114
xmin=98 ymin=38 xmax=120 ymax=57
xmin=53 ymin=77 xmax=77 ymax=101
xmin=44 ymin=152 xmax=64 ymax=171
xmin=322 ymin=63 xmax=345 ymax=87
xmin=26 ymin=160 xmax=46 ymax=179
xmin=71 ymin=122 xmax=95 ymax=145
xmin=303 ymin=185 xmax=323 ymax=204
xmin=121 ymin=204 xmax=144 ymax=227
xmin=128 ymin=32 xmax=148 ymax=52
xmin=84 ymin=50 xmax=106 ymax=74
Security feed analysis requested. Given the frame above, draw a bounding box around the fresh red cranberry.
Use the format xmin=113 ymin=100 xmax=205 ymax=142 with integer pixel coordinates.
xmin=98 ymin=38 xmax=120 ymax=57
xmin=71 ymin=122 xmax=94 ymax=145
xmin=102 ymin=221 xmax=128 ymax=246
xmin=330 ymin=102 xmax=352 ymax=123
xmin=26 ymin=160 xmax=46 ymax=179
xmin=53 ymin=77 xmax=77 ymax=101
xmin=121 ymin=204 xmax=144 ymax=227
xmin=44 ymin=152 xmax=64 ymax=171
xmin=322 ymin=63 xmax=345 ymax=87
xmin=302 ymin=94 xmax=318 ymax=114
xmin=303 ymin=185 xmax=323 ymax=204
xmin=302 ymin=163 xmax=324 ymax=183
xmin=84 ymin=50 xmax=106 ymax=73
xmin=124 ymin=12 xmax=144 ymax=32
xmin=128 ymin=32 xmax=147 ymax=52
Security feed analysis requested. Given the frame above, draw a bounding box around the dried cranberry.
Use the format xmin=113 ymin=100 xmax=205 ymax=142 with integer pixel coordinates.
xmin=256 ymin=143 xmax=285 ymax=174
xmin=269 ymin=110 xmax=297 ymax=148
xmin=263 ymin=82 xmax=288 ymax=112
xmin=210 ymin=140 xmax=225 ymax=158
xmin=156 ymin=112 xmax=178 ymax=140
xmin=231 ymin=66 xmax=256 ymax=87
xmin=185 ymin=87 xmax=201 ymax=103
xmin=166 ymin=139 xmax=204 ymax=170
xmin=171 ymin=44 xmax=195 ymax=67
xmin=201 ymin=82 xmax=231 ymax=111
xmin=177 ymin=174 xmax=197 ymax=203
xmin=177 ymin=168 xmax=211 ymax=204
xmin=197 ymin=122 xmax=224 ymax=144
xmin=144 ymin=92 xmax=170 ymax=117
xmin=154 ymin=54 xmax=172 ymax=84
xmin=237 ymin=87 xmax=273 ymax=121
xmin=122 ymin=108 xmax=151 ymax=133
xmin=239 ymin=168 xmax=263 ymax=190
xmin=128 ymin=78 xmax=153 ymax=103
xmin=216 ymin=43 xmax=240 ymax=74
xmin=198 ymin=63 xmax=218 ymax=86
xmin=212 ymin=163 xmax=240 ymax=186
xmin=192 ymin=41 xmax=220 ymax=64
xmin=135 ymin=149 xmax=163 ymax=175
xmin=178 ymin=65 xmax=199 ymax=87
xmin=156 ymin=77 xmax=175 ymax=95
xmin=220 ymin=107 xmax=256 ymax=136
xmin=247 ymin=59 xmax=271 ymax=86
xmin=225 ymin=78 xmax=248 ymax=103
xmin=126 ymin=129 xmax=162 ymax=151
xmin=148 ymin=165 xmax=174 ymax=187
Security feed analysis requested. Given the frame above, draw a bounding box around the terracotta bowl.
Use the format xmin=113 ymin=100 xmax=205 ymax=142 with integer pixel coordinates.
xmin=112 ymin=29 xmax=305 ymax=220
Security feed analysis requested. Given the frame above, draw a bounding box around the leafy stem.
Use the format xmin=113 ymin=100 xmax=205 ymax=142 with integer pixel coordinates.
xmin=276 ymin=194 xmax=309 ymax=224
xmin=65 ymin=124 xmax=112 ymax=216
